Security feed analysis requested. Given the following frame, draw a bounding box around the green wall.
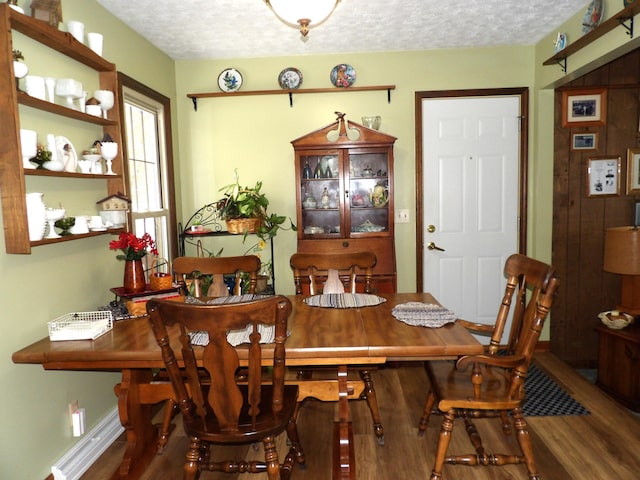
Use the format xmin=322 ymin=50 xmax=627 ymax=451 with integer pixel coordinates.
xmin=2 ymin=0 xmax=636 ymax=478
xmin=0 ymin=1 xmax=177 ymax=479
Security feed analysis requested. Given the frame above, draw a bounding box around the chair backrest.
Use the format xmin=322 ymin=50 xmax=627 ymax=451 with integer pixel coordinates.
xmin=458 ymin=254 xmax=559 ymax=400
xmin=289 ymin=251 xmax=377 ymax=295
xmin=485 ymin=253 xmax=557 ymax=357
xmin=172 ymin=255 xmax=261 ymax=297
xmin=147 ymin=295 xmax=292 ymax=432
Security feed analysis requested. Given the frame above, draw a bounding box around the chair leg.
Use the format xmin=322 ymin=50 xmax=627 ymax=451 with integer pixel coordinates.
xmin=359 ymin=369 xmax=384 ymax=445
xmin=286 ymin=413 xmax=307 ymax=467
xmin=430 ymin=409 xmax=455 ymax=480
xmin=184 ymin=436 xmax=201 ymax=480
xmin=419 ymin=390 xmax=437 ymax=436
xmin=512 ymin=407 xmax=541 ymax=480
xmin=262 ymin=436 xmax=280 ymax=480
xmin=157 ymin=399 xmax=177 ymax=453
xmin=500 ymin=410 xmax=512 ymax=435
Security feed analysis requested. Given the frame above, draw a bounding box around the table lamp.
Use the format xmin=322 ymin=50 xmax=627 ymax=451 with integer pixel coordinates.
xmin=604 ymin=226 xmax=640 ymax=315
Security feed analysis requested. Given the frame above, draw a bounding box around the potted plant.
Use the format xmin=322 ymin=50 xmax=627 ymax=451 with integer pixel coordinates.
xmin=217 ymin=169 xmax=295 ymax=241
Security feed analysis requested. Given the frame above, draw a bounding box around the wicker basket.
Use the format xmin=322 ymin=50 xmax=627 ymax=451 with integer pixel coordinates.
xmin=149 ymin=258 xmax=173 ymax=291
xmin=226 ymin=217 xmax=262 ymax=234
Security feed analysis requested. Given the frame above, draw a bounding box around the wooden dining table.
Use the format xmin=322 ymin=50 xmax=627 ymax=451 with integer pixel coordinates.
xmin=12 ymin=292 xmax=482 ymax=480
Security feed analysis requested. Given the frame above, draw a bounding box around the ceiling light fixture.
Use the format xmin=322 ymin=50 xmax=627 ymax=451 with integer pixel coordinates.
xmin=264 ymin=0 xmax=342 ymax=41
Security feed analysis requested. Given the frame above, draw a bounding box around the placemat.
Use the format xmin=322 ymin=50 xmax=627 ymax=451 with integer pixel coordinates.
xmin=304 ymin=293 xmax=387 ymax=308
xmin=186 ymin=294 xmax=275 ymax=346
xmin=391 ymin=302 xmax=456 ymax=328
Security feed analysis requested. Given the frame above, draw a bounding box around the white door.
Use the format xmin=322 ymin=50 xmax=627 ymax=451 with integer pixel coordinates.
xmin=422 ymin=96 xmax=520 ymax=341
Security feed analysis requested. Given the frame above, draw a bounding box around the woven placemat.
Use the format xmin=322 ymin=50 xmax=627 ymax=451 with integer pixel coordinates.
xmin=304 ymin=293 xmax=386 ymax=308
xmin=391 ymin=302 xmax=456 ymax=328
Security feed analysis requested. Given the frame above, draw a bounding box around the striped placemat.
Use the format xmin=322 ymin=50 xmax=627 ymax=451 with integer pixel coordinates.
xmin=304 ymin=293 xmax=387 ymax=308
xmin=391 ymin=302 xmax=456 ymax=328
xmin=186 ymin=294 xmax=275 ymax=346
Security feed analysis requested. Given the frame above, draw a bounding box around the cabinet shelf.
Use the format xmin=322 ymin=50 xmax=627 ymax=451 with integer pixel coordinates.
xmin=187 ymin=85 xmax=396 ymax=109
xmin=543 ymin=2 xmax=640 ymax=73
xmin=0 ymin=4 xmax=126 ymax=254
xmin=18 ymin=92 xmax=117 ymax=125
xmin=31 ymin=228 xmax=125 ymax=247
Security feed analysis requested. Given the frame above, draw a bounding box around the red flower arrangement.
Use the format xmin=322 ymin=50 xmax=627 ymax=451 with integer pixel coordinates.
xmin=109 ymin=232 xmax=158 ymax=261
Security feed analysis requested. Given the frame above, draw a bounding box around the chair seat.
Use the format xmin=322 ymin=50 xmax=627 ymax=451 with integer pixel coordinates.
xmin=426 ymin=361 xmax=524 ymax=412
xmin=185 ymin=384 xmax=299 ymax=443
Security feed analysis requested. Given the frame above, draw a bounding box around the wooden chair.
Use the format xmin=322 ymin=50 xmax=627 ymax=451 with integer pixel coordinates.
xmin=289 ymin=251 xmax=385 ymax=444
xmin=157 ymin=255 xmax=261 ymax=452
xmin=147 ymin=295 xmax=305 ymax=480
xmin=172 ymin=255 xmax=261 ymax=297
xmin=417 ymin=253 xmax=559 ymax=480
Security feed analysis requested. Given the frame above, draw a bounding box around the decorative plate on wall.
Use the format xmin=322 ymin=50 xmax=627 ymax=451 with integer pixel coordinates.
xmin=330 ymin=64 xmax=356 ymax=88
xmin=217 ymin=68 xmax=243 ymax=92
xmin=582 ymin=0 xmax=604 ymax=34
xmin=278 ymin=67 xmax=303 ymax=89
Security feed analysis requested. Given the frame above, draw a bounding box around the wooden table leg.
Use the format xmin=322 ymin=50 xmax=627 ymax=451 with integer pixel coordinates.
xmin=112 ymin=369 xmax=159 ymax=480
xmin=333 ymin=365 xmax=355 ymax=480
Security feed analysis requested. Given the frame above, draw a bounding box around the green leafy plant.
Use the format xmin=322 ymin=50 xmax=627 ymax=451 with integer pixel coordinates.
xmin=29 ymin=145 xmax=52 ymax=169
xmin=216 ymin=169 xmax=295 ymax=241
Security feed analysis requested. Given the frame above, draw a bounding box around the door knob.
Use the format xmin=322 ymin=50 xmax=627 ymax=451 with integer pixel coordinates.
xmin=427 ymin=242 xmax=445 ymax=252
xmin=427 ymin=225 xmax=436 ymax=233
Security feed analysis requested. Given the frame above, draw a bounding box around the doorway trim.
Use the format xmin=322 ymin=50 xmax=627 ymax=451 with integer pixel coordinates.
xmin=414 ymin=87 xmax=529 ymax=291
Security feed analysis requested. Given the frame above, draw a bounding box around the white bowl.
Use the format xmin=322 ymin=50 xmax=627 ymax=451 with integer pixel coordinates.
xmin=598 ymin=311 xmax=634 ymax=330
xmin=99 ymin=210 xmax=126 ymax=228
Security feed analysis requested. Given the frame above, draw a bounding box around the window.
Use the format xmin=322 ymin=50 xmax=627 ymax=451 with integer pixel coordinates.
xmin=118 ymin=73 xmax=177 ymax=269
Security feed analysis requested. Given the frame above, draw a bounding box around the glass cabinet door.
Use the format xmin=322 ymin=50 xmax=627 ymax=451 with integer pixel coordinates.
xmin=298 ymin=152 xmax=343 ymax=237
xmin=348 ymin=150 xmax=390 ymax=236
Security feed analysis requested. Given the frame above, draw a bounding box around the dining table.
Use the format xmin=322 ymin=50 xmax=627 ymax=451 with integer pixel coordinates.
xmin=12 ymin=292 xmax=482 ymax=480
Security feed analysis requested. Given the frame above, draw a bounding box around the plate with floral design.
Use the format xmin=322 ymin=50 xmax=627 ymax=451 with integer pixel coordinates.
xmin=217 ymin=68 xmax=243 ymax=92
xmin=278 ymin=67 xmax=303 ymax=89
xmin=330 ymin=64 xmax=356 ymax=88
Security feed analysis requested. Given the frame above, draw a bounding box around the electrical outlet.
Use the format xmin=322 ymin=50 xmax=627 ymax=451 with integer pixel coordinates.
xmin=396 ymin=209 xmax=410 ymax=223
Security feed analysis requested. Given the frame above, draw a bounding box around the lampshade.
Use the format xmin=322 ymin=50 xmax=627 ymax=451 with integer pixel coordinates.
xmin=603 ymin=226 xmax=640 ymax=275
xmin=265 ymin=0 xmax=341 ymax=38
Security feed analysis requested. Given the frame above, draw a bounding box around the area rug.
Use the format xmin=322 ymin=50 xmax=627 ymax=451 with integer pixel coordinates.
xmin=522 ymin=363 xmax=590 ymax=416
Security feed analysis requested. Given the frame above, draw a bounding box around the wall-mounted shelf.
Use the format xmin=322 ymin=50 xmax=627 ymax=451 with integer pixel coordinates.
xmin=543 ymin=2 xmax=640 ymax=73
xmin=187 ymin=84 xmax=396 ymax=110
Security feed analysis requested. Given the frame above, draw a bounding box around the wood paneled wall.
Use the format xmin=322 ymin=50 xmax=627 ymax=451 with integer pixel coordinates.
xmin=552 ymin=49 xmax=640 ymax=367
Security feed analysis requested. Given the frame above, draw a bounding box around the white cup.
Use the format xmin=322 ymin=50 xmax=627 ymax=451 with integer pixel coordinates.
xmin=24 ymin=75 xmax=46 ymax=100
xmin=77 ymin=160 xmax=92 ymax=174
xmin=67 ymin=21 xmax=85 ymax=44
xmin=87 ymin=32 xmax=103 ymax=56
xmin=85 ymin=104 xmax=102 ymax=117
xmin=89 ymin=215 xmax=105 ymax=230
xmin=70 ymin=215 xmax=89 ymax=234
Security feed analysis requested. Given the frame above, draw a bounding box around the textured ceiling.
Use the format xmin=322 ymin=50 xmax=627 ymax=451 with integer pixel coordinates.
xmin=95 ymin=0 xmax=590 ymax=60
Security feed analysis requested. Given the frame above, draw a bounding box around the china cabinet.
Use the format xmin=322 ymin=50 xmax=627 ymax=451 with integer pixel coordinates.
xmin=0 ymin=4 xmax=126 ymax=254
xmin=292 ymin=113 xmax=397 ymax=292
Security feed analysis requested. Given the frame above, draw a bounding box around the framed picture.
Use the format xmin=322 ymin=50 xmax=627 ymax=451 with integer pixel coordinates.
xmin=587 ymin=156 xmax=620 ymax=197
xmin=562 ymin=88 xmax=607 ymax=127
xmin=571 ymin=132 xmax=597 ymax=150
xmin=627 ymin=148 xmax=640 ymax=194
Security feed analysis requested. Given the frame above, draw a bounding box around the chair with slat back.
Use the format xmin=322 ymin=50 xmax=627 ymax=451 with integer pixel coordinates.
xmin=289 ymin=251 xmax=385 ymax=444
xmin=172 ymin=255 xmax=261 ymax=297
xmin=417 ymin=253 xmax=559 ymax=480
xmin=147 ymin=295 xmax=305 ymax=480
xmin=156 ymin=255 xmax=262 ymax=452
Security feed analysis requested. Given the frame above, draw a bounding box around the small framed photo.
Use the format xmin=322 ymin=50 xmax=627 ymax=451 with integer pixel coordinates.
xmin=627 ymin=148 xmax=640 ymax=194
xmin=571 ymin=132 xmax=597 ymax=150
xmin=587 ymin=156 xmax=620 ymax=197
xmin=562 ymin=88 xmax=607 ymax=127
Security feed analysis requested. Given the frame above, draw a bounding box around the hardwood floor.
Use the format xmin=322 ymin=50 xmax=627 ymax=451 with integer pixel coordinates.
xmin=81 ymin=352 xmax=640 ymax=479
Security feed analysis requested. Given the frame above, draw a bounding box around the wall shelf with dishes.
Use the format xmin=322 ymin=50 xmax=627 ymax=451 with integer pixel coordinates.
xmin=543 ymin=1 xmax=640 ymax=73
xmin=186 ymin=84 xmax=396 ymax=109
xmin=0 ymin=4 xmax=126 ymax=253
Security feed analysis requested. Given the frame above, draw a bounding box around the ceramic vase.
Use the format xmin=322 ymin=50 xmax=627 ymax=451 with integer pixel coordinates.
xmin=123 ymin=259 xmax=146 ymax=294
xmin=26 ymin=192 xmax=46 ymax=241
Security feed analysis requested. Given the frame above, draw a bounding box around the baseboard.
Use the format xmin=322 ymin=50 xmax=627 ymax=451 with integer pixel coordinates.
xmin=51 ymin=407 xmax=124 ymax=480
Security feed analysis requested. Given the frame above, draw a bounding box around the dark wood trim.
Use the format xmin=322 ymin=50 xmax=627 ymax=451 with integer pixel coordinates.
xmin=116 ymin=72 xmax=179 ymax=260
xmin=414 ymin=88 xmax=529 ymax=291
